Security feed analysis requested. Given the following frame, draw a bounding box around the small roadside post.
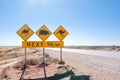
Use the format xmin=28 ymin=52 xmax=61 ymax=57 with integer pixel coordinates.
xmin=54 ymin=25 xmax=69 ymax=64
xmin=17 ymin=24 xmax=34 ymax=80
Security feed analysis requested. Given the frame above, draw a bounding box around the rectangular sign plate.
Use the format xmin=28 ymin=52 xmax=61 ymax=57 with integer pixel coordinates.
xmin=22 ymin=41 xmax=64 ymax=48
xmin=22 ymin=41 xmax=43 ymax=48
xmin=43 ymin=41 xmax=64 ymax=48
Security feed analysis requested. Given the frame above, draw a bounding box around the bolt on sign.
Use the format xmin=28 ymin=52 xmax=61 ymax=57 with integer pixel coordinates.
xmin=54 ymin=25 xmax=69 ymax=41
xmin=17 ymin=24 xmax=34 ymax=41
xmin=36 ymin=25 xmax=52 ymax=41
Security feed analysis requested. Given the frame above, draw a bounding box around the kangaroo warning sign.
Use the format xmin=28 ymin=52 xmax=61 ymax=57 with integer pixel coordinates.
xmin=17 ymin=24 xmax=34 ymax=41
xmin=36 ymin=25 xmax=52 ymax=41
xmin=54 ymin=25 xmax=68 ymax=41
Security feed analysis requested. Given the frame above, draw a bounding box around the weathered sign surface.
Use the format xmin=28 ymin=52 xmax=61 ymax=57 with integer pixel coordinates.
xmin=17 ymin=24 xmax=34 ymax=41
xmin=36 ymin=25 xmax=52 ymax=41
xmin=54 ymin=25 xmax=68 ymax=41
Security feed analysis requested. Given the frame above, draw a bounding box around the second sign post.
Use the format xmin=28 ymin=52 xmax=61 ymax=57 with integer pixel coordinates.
xmin=36 ymin=25 xmax=52 ymax=79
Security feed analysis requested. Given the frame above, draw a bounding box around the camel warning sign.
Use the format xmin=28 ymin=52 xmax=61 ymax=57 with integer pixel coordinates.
xmin=54 ymin=25 xmax=68 ymax=41
xmin=17 ymin=24 xmax=34 ymax=41
xmin=36 ymin=25 xmax=52 ymax=41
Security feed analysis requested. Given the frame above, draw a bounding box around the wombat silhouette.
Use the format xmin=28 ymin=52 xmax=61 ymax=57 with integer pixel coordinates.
xmin=39 ymin=30 xmax=49 ymax=35
xmin=57 ymin=30 xmax=66 ymax=36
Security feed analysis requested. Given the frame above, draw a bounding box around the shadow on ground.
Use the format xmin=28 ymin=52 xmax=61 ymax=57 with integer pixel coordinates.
xmin=24 ymin=64 xmax=90 ymax=80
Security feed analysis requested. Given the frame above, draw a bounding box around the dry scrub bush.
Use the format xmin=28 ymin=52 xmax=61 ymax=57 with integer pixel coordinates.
xmin=0 ymin=52 xmax=5 ymax=57
xmin=0 ymin=67 xmax=11 ymax=79
xmin=13 ymin=60 xmax=25 ymax=70
xmin=27 ymin=55 xmax=42 ymax=65
xmin=13 ymin=54 xmax=60 ymax=70
xmin=52 ymin=58 xmax=60 ymax=64
xmin=13 ymin=54 xmax=42 ymax=70
xmin=44 ymin=53 xmax=59 ymax=64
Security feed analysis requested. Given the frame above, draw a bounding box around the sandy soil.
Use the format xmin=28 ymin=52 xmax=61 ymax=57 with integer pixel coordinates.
xmin=45 ymin=49 xmax=120 ymax=80
xmin=0 ymin=46 xmax=120 ymax=80
xmin=0 ymin=47 xmax=77 ymax=80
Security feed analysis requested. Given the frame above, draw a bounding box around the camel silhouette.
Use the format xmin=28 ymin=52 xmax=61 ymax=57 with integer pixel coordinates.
xmin=21 ymin=29 xmax=30 ymax=35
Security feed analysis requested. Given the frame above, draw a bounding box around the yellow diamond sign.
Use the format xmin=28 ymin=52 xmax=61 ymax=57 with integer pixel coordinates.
xmin=36 ymin=25 xmax=52 ymax=41
xmin=54 ymin=25 xmax=68 ymax=41
xmin=16 ymin=24 xmax=34 ymax=41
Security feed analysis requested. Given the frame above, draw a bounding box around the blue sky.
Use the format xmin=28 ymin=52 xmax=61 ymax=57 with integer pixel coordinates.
xmin=0 ymin=0 xmax=120 ymax=46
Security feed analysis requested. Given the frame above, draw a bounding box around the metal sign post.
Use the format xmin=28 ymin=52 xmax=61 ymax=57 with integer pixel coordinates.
xmin=60 ymin=47 xmax=62 ymax=63
xmin=25 ymin=48 xmax=27 ymax=65
xmin=43 ymin=46 xmax=47 ymax=79
xmin=36 ymin=25 xmax=52 ymax=79
xmin=19 ymin=48 xmax=27 ymax=80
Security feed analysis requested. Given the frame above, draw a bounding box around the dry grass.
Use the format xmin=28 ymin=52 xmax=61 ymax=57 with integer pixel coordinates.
xmin=0 ymin=66 xmax=11 ymax=79
xmin=13 ymin=54 xmax=42 ymax=70
xmin=13 ymin=60 xmax=25 ymax=70
xmin=52 ymin=58 xmax=60 ymax=64
xmin=13 ymin=54 xmax=60 ymax=70
xmin=0 ymin=46 xmax=37 ymax=61
xmin=0 ymin=47 xmax=21 ymax=60
xmin=27 ymin=55 xmax=41 ymax=65
xmin=0 ymin=52 xmax=5 ymax=57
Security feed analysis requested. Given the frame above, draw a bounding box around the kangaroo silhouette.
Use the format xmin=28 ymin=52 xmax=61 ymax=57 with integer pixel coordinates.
xmin=21 ymin=29 xmax=30 ymax=35
xmin=39 ymin=30 xmax=49 ymax=35
xmin=57 ymin=30 xmax=66 ymax=36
